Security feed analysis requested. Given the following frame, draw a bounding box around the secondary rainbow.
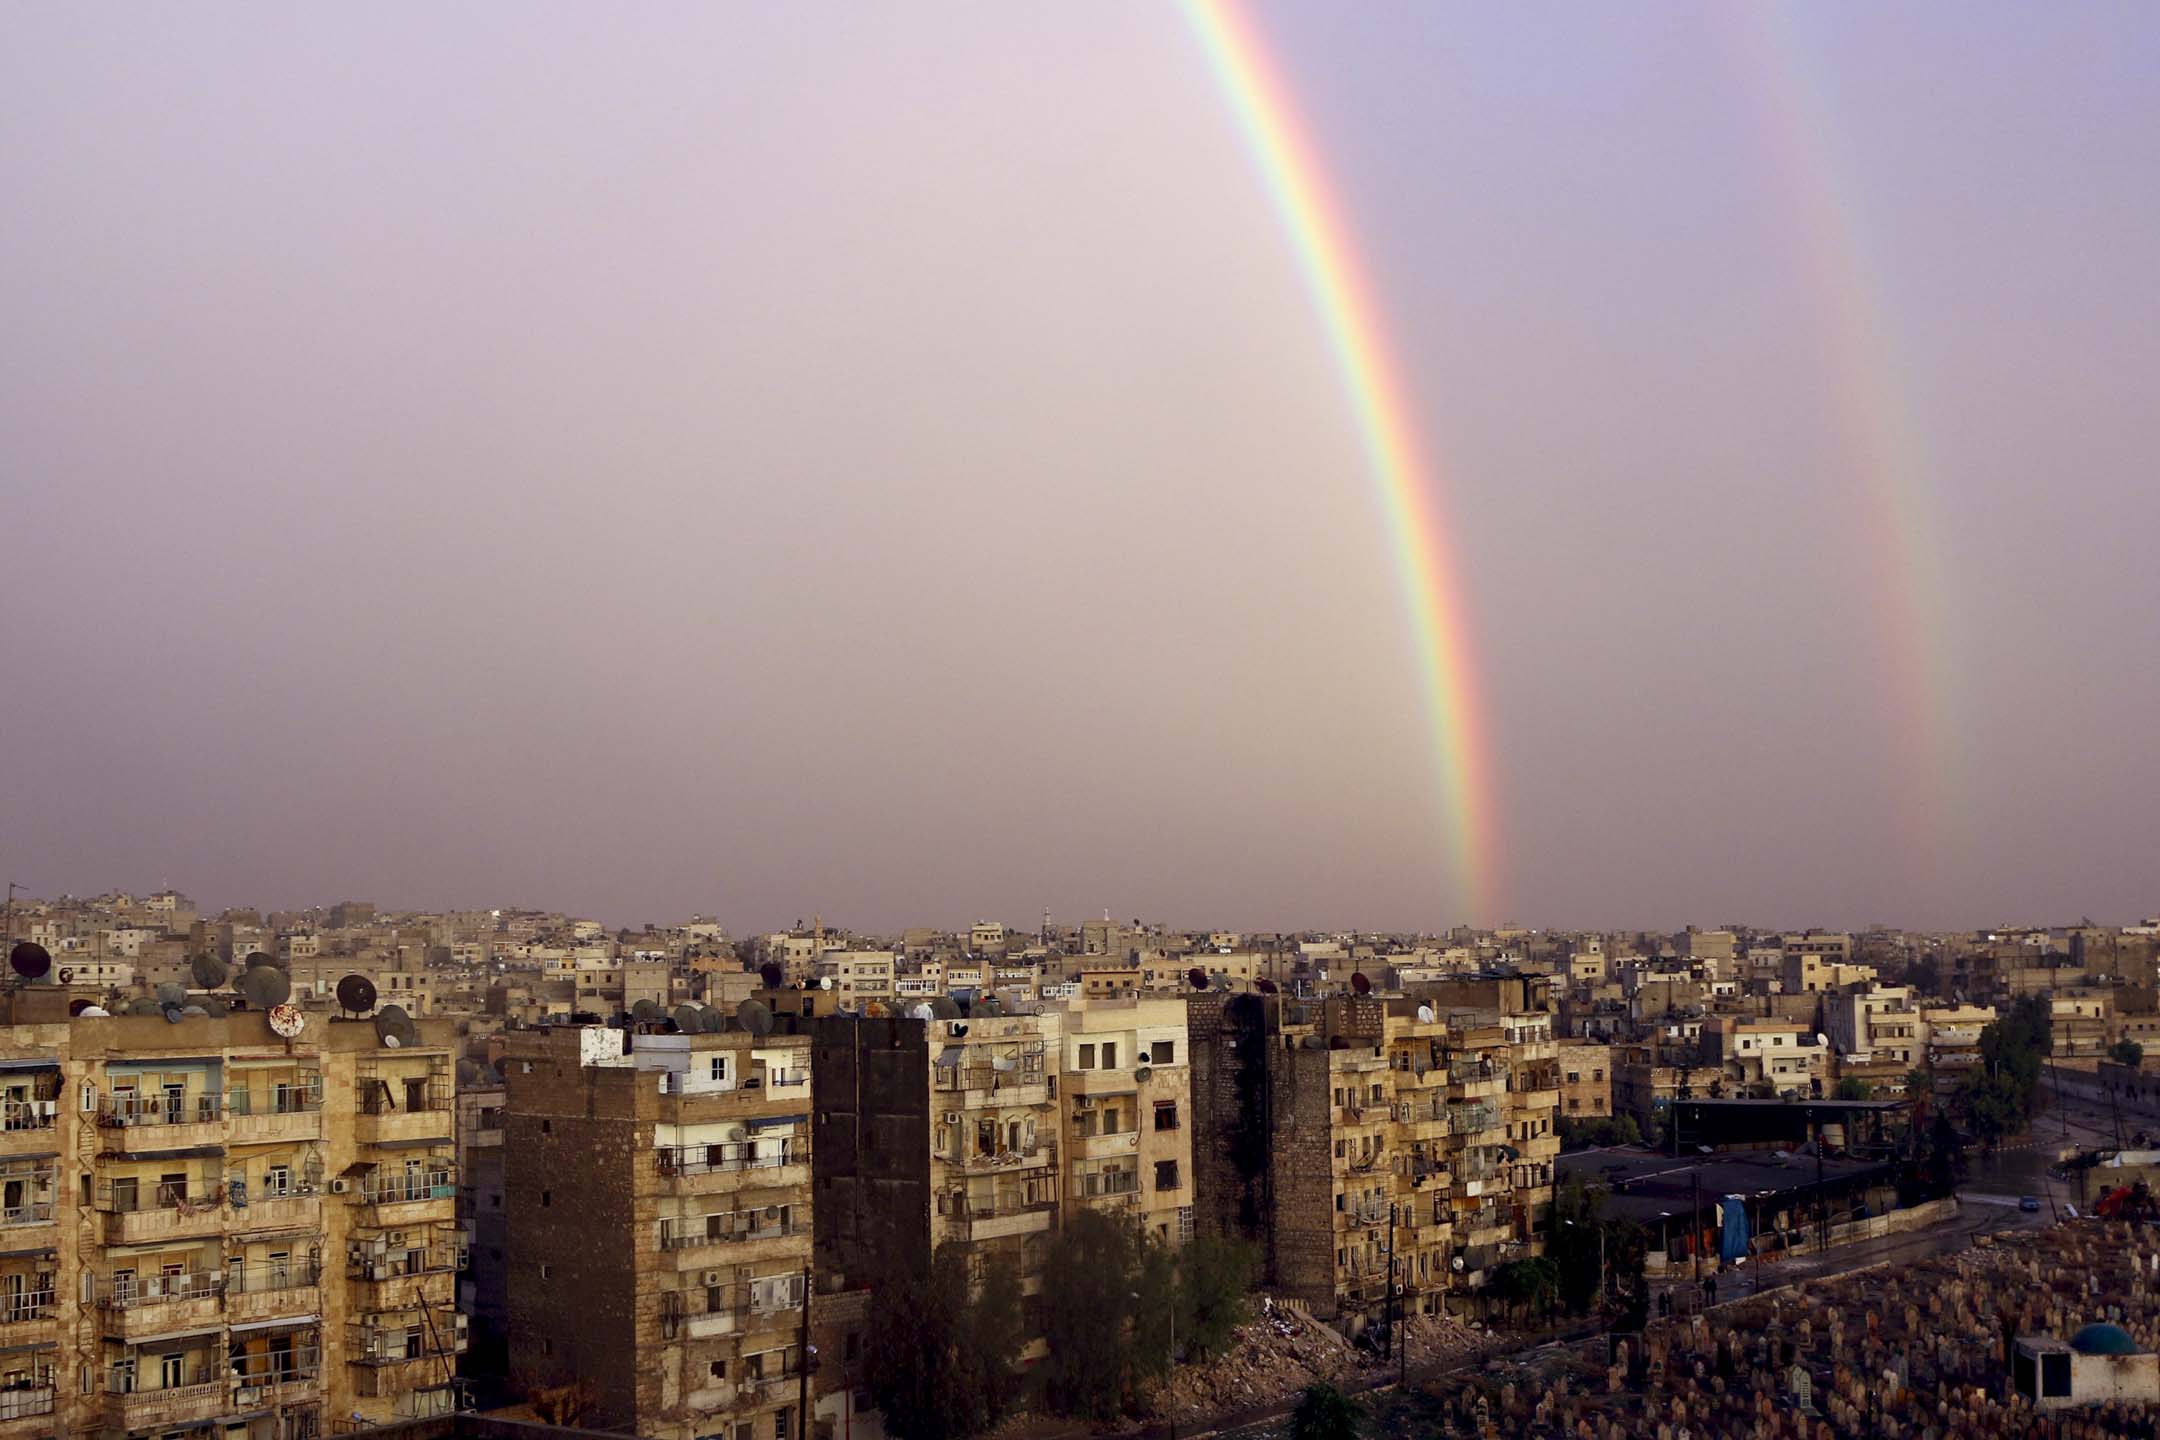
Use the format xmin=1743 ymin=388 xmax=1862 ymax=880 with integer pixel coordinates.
xmin=1180 ymin=0 xmax=1499 ymax=919
xmin=1724 ymin=4 xmax=1960 ymax=865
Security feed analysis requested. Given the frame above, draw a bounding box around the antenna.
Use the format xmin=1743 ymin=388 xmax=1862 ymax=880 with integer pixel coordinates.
xmin=373 ymin=1004 xmax=418 ymax=1048
xmin=8 ymin=942 xmax=51 ymax=984
xmin=734 ymin=1000 xmax=773 ymax=1038
xmin=190 ymin=954 xmax=229 ymax=990
xmin=335 ymin=975 xmax=377 ymax=1017
xmin=237 ymin=964 xmax=292 ymax=1010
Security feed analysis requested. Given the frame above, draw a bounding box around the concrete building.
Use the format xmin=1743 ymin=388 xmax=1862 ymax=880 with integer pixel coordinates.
xmin=453 ymin=1074 xmax=507 ymax=1405
xmin=500 ymin=1026 xmax=814 ymax=1440
xmin=1057 ymin=996 xmax=1194 ymax=1244
xmin=0 ymin=998 xmax=466 ymax=1440
xmin=1557 ymin=1041 xmax=1613 ymax=1120
xmin=2014 ymin=1325 xmax=2160 ymax=1411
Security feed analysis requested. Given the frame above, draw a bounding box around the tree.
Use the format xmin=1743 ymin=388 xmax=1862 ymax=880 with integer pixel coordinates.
xmin=1958 ymin=1067 xmax=2027 ymax=1150
xmin=2112 ymin=1039 xmax=2145 ymax=1068
xmin=864 ymin=1250 xmax=978 ymax=1440
xmin=1908 ymin=954 xmax=1942 ymax=998
xmin=1487 ymin=1256 xmax=1559 ymax=1325
xmin=1558 ymin=1114 xmax=1642 ymax=1151
xmin=1289 ymin=1383 xmax=1365 ymax=1440
xmin=1177 ymin=1234 xmax=1257 ymax=1359
xmin=964 ymin=1253 xmax=1026 ymax=1425
xmin=1834 ymin=1078 xmax=1874 ymax=1101
xmin=1040 ymin=1209 xmax=1146 ymax=1418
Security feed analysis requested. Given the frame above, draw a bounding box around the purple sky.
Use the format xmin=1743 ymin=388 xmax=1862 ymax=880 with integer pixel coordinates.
xmin=3 ymin=3 xmax=2155 ymax=934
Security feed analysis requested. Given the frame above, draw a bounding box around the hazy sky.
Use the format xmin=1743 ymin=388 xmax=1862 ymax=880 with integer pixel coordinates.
xmin=4 ymin=3 xmax=2155 ymax=934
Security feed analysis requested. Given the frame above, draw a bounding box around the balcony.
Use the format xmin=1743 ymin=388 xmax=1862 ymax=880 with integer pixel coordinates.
xmin=99 ymin=1095 xmax=226 ymax=1155
xmin=103 ymin=1196 xmax=222 ymax=1245
xmin=1072 ymin=1130 xmax=1139 ymax=1163
xmin=354 ymin=1177 xmax=455 ymax=1228
xmin=227 ymin=1262 xmax=323 ymax=1324
xmin=654 ymin=1146 xmax=807 ymax=1192
xmin=1063 ymin=1068 xmax=1137 ymax=1098
xmin=662 ymin=1225 xmax=808 ymax=1271
xmin=0 ymin=1289 xmax=56 ymax=1348
xmin=101 ymin=1272 xmax=223 ymax=1340
xmin=0 ymin=1386 xmax=53 ymax=1426
xmin=933 ymin=1064 xmax=1048 ymax=1107
xmin=355 ymin=1098 xmax=454 ymax=1147
xmin=226 ymin=1103 xmax=322 ymax=1147
xmin=230 ymin=1354 xmax=321 ymax=1413
xmin=232 ymin=1192 xmax=322 ymax=1233
xmin=954 ymin=1201 xmax=1057 ymax=1242
xmin=0 ymin=1100 xmax=58 ymax=1153
xmin=104 ymin=1378 xmax=228 ymax=1431
xmin=348 ymin=1315 xmax=467 ymax=1369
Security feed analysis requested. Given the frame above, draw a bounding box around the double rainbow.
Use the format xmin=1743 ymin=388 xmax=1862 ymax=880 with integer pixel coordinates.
xmin=1180 ymin=0 xmax=1498 ymax=920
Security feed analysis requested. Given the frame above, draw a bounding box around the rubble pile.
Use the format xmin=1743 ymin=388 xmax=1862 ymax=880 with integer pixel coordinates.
xmin=1150 ymin=1297 xmax=1369 ymax=1423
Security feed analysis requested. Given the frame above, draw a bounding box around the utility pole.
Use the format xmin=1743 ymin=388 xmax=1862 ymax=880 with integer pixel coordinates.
xmin=797 ymin=1262 xmax=812 ymax=1440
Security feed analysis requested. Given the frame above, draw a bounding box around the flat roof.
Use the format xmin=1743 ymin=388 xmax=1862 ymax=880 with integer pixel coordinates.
xmin=1557 ymin=1145 xmax=1894 ymax=1223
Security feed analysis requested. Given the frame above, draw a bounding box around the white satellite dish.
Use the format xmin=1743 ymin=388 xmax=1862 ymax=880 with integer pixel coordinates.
xmin=819 ymin=976 xmax=833 ymax=991
xmin=1416 ymin=1005 xmax=1435 ymax=1024
xmin=268 ymin=1003 xmax=306 ymax=1039
xmin=1815 ymin=1032 xmax=1829 ymax=1049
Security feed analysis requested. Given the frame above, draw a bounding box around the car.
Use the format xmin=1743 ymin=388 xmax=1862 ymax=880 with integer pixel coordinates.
xmin=2020 ymin=1195 xmax=2043 ymax=1213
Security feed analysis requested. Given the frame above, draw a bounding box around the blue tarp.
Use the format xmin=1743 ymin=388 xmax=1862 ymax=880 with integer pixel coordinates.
xmin=1720 ymin=1195 xmax=1750 ymax=1263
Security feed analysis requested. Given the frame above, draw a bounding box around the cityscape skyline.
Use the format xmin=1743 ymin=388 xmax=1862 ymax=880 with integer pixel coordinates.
xmin=6 ymin=3 xmax=2156 ymax=933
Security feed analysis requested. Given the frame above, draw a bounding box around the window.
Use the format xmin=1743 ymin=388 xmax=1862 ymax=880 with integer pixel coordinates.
xmin=1077 ymin=1044 xmax=1095 ymax=1070
xmin=1153 ymin=1101 xmax=1178 ymax=1131
xmin=1150 ymin=1041 xmax=1175 ymax=1065
xmin=1154 ymin=1160 xmax=1180 ymax=1191
xmin=1102 ymin=1044 xmax=1117 ymax=1069
xmin=540 ymin=1119 xmax=551 ymax=1134
xmin=541 ymin=1191 xmax=551 ymax=1207
xmin=539 ymin=1264 xmax=552 ymax=1280
xmin=774 ymin=1409 xmax=792 ymax=1440
xmin=708 ymin=1360 xmax=727 ymax=1380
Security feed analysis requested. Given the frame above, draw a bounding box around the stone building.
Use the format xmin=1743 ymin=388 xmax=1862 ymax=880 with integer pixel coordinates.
xmin=0 ymin=994 xmax=465 ymax=1440
xmin=1057 ymin=996 xmax=1194 ymax=1244
xmin=500 ymin=1025 xmax=814 ymax=1440
xmin=1186 ymin=979 xmax=1559 ymax=1328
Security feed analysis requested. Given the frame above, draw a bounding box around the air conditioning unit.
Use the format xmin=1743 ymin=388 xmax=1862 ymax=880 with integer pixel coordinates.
xmin=328 ymin=1178 xmax=350 ymax=1195
xmin=701 ymin=1270 xmax=723 ymax=1287
xmin=943 ymin=1112 xmax=961 ymax=1126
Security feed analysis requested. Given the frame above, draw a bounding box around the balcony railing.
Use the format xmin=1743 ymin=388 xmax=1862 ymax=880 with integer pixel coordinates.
xmin=102 ymin=1094 xmax=223 ymax=1126
xmin=0 ymin=1102 xmax=55 ymax=1136
xmin=654 ymin=1144 xmax=802 ymax=1177
xmin=103 ymin=1271 xmax=221 ymax=1307
xmin=659 ymin=1222 xmax=805 ymax=1251
xmin=359 ymin=1176 xmax=456 ymax=1206
xmin=0 ymin=1386 xmax=53 ymax=1422
xmin=229 ymin=1260 xmax=322 ymax=1295
xmin=0 ymin=1290 xmax=54 ymax=1326
xmin=0 ymin=1205 xmax=53 ymax=1229
xmin=227 ymin=1085 xmax=322 ymax=1116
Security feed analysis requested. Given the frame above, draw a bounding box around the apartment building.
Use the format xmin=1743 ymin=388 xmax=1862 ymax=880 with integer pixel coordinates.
xmin=1186 ymin=981 xmax=1558 ymax=1328
xmin=1557 ymin=1041 xmax=1613 ymax=1120
xmin=0 ymin=1000 xmax=465 ymax=1440
xmin=500 ymin=1025 xmax=814 ymax=1440
xmin=452 ymin=1071 xmax=506 ymax=1403
xmin=1703 ymin=1017 xmax=1827 ymax=1096
xmin=1057 ymin=997 xmax=1193 ymax=1244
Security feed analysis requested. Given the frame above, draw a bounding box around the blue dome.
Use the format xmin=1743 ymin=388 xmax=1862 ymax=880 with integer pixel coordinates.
xmin=2070 ymin=1323 xmax=2140 ymax=1356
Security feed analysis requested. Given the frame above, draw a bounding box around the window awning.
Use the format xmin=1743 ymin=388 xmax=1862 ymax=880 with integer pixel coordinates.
xmin=229 ymin=1315 xmax=319 ymax=1335
xmin=118 ymin=1324 xmax=222 ymax=1348
xmin=0 ymin=1058 xmax=59 ymax=1072
xmin=749 ymin=1115 xmax=806 ymax=1131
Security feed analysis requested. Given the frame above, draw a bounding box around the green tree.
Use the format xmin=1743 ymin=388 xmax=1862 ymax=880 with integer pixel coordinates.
xmin=2112 ymin=1039 xmax=2145 ymax=1068
xmin=864 ymin=1248 xmax=982 ymax=1440
xmin=1040 ymin=1209 xmax=1144 ymax=1418
xmin=1558 ymin=1114 xmax=1643 ymax=1151
xmin=1548 ymin=1180 xmax=1605 ymax=1314
xmin=1834 ymin=1078 xmax=1874 ymax=1101
xmin=1176 ymin=1234 xmax=1257 ymax=1359
xmin=1289 ymin=1383 xmax=1365 ymax=1440
xmin=1958 ymin=1067 xmax=2027 ymax=1149
xmin=1487 ymin=1256 xmax=1559 ymax=1325
xmin=964 ymin=1253 xmax=1026 ymax=1425
xmin=1907 ymin=954 xmax=1942 ymax=997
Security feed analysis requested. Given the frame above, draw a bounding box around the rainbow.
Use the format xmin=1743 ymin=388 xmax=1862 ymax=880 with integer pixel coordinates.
xmin=1723 ymin=5 xmax=1960 ymax=866
xmin=1179 ymin=0 xmax=1499 ymax=920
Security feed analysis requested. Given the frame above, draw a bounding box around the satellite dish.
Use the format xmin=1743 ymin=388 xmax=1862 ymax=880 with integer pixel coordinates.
xmin=180 ymin=1005 xmax=208 ymax=1018
xmin=909 ymin=1003 xmax=935 ymax=1022
xmin=267 ymin=1003 xmax=306 ymax=1039
xmin=950 ymin=1022 xmax=968 ymax=1038
xmin=57 ymin=968 xmax=74 ymax=985
xmin=1135 ymin=1066 xmax=1153 ymax=1084
xmin=1188 ymin=968 xmax=1210 ymax=990
xmin=1815 ymin=1033 xmax=1830 ymax=1050
xmin=1256 ymin=979 xmax=1279 ymax=995
xmin=758 ymin=963 xmax=784 ymax=989
xmin=242 ymin=950 xmax=278 ymax=973
xmin=734 ymin=1000 xmax=773 ymax=1037
xmin=238 ymin=965 xmax=291 ymax=1009
xmin=699 ymin=1007 xmax=726 ymax=1034
xmin=197 ymin=996 xmax=229 ymax=1018
xmin=373 ymin=1004 xmax=417 ymax=1048
xmin=160 ymin=1004 xmax=185 ymax=1023
xmin=818 ymin=976 xmax=833 ymax=991
xmin=69 ymin=998 xmax=96 ymax=1016
xmin=456 ymin=1059 xmax=484 ymax=1086
xmin=128 ymin=998 xmax=162 ymax=1017
xmin=8 ymin=942 xmax=51 ymax=982
xmin=155 ymin=982 xmax=187 ymax=1008
xmin=672 ymin=1004 xmax=702 ymax=1033
xmin=1351 ymin=972 xmax=1373 ymax=995
xmin=1452 ymin=1255 xmax=1466 ymax=1272
xmin=929 ymin=996 xmax=962 ymax=1020
xmin=335 ymin=975 xmax=377 ymax=1015
xmin=978 ymin=995 xmax=1003 ymax=1017
xmin=631 ymin=999 xmax=660 ymax=1023
xmin=75 ymin=1002 xmax=108 ymax=1017
xmin=190 ymin=954 xmax=229 ymax=989
xmin=1417 ymin=1005 xmax=1435 ymax=1024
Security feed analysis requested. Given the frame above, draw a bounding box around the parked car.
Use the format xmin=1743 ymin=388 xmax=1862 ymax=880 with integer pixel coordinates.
xmin=2020 ymin=1195 xmax=2043 ymax=1213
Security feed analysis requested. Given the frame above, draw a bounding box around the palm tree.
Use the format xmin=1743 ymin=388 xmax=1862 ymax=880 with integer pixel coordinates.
xmin=1289 ymin=1383 xmax=1365 ymax=1440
